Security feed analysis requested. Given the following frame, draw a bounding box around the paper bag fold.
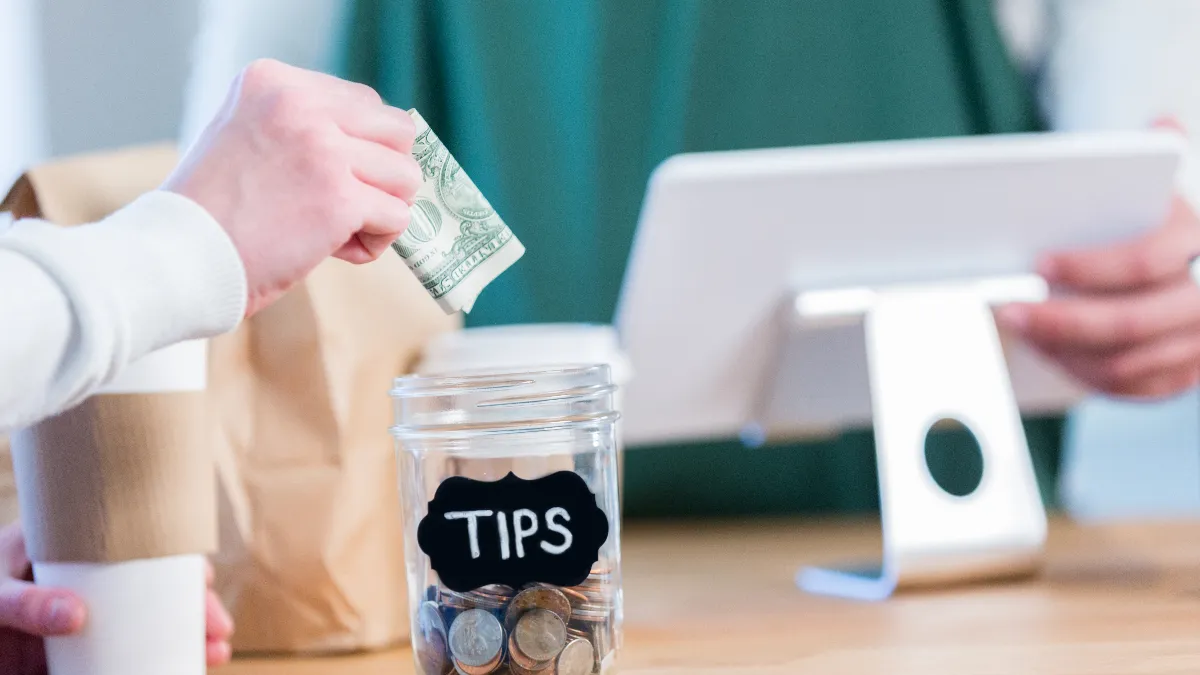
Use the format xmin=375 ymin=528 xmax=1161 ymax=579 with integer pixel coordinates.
xmin=1 ymin=143 xmax=179 ymax=224
xmin=210 ymin=252 xmax=459 ymax=653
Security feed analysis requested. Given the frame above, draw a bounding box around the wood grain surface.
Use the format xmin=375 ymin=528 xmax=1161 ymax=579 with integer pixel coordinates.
xmin=222 ymin=516 xmax=1200 ymax=674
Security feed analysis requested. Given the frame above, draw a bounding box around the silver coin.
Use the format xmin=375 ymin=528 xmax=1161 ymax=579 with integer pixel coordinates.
xmin=513 ymin=609 xmax=568 ymax=663
xmin=507 ymin=630 xmax=550 ymax=671
xmin=416 ymin=601 xmax=451 ymax=675
xmin=448 ymin=608 xmax=505 ymax=668
xmin=556 ymin=638 xmax=594 ymax=675
xmin=505 ymin=587 xmax=572 ymax=630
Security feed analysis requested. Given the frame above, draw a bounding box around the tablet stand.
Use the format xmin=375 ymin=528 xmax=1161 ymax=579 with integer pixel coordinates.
xmin=792 ymin=279 xmax=1048 ymax=600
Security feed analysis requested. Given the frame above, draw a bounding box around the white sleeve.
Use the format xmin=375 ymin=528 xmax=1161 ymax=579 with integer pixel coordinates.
xmin=0 ymin=191 xmax=246 ymax=431
xmin=1036 ymin=0 xmax=1200 ymax=205
xmin=992 ymin=0 xmax=1052 ymax=74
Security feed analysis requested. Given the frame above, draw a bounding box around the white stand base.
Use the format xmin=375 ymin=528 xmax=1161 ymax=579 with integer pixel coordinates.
xmin=34 ymin=554 xmax=206 ymax=675
xmin=796 ymin=287 xmax=1047 ymax=599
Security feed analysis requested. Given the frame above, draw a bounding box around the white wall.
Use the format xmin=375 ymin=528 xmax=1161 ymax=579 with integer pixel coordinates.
xmin=2 ymin=0 xmax=344 ymax=232
xmin=1 ymin=0 xmax=50 ymax=193
xmin=39 ymin=0 xmax=201 ymax=157
xmin=8 ymin=0 xmax=343 ymax=170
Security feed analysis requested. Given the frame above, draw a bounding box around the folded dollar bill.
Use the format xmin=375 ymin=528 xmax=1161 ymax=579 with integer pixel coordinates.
xmin=393 ymin=110 xmax=525 ymax=314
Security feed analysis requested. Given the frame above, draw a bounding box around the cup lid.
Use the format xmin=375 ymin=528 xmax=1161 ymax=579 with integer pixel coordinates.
xmin=418 ymin=323 xmax=632 ymax=382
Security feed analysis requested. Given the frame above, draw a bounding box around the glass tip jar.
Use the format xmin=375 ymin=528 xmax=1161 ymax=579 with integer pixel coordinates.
xmin=391 ymin=364 xmax=623 ymax=675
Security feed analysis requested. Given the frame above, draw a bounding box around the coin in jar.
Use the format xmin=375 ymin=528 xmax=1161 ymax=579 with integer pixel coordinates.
xmin=558 ymin=585 xmax=589 ymax=605
xmin=568 ymin=608 xmax=608 ymax=624
xmin=477 ymin=584 xmax=515 ymax=598
xmin=513 ymin=608 xmax=568 ymax=663
xmin=453 ymin=651 xmax=504 ymax=675
xmin=440 ymin=589 xmax=474 ymax=610
xmin=448 ymin=608 xmax=505 ymax=668
xmin=415 ymin=602 xmax=451 ymax=675
xmin=447 ymin=588 xmax=505 ymax=611
xmin=555 ymin=638 xmax=594 ymax=675
xmin=505 ymin=587 xmax=571 ymax=630
xmin=507 ymin=630 xmax=549 ymax=671
xmin=505 ymin=661 xmax=547 ymax=675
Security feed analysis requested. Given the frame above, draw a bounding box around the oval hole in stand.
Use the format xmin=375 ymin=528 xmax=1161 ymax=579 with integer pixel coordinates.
xmin=923 ymin=417 xmax=985 ymax=498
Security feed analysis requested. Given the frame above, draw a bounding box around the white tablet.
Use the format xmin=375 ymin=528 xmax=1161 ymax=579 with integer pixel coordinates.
xmin=614 ymin=130 xmax=1186 ymax=447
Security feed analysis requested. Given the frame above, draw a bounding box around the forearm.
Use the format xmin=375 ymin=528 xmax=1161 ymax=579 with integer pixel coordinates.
xmin=0 ymin=191 xmax=245 ymax=431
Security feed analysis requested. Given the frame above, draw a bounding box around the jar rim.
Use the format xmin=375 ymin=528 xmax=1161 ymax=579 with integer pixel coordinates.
xmin=391 ymin=363 xmax=610 ymax=397
xmin=390 ymin=364 xmax=619 ymax=441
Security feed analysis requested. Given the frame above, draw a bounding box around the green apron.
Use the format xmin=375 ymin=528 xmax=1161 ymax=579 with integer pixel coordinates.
xmin=338 ymin=0 xmax=1063 ymax=516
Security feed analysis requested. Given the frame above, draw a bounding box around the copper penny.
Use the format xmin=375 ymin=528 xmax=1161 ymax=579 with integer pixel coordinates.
xmin=453 ymin=650 xmax=503 ymax=675
xmin=506 ymin=660 xmax=551 ymax=675
xmin=558 ymin=586 xmax=589 ymax=605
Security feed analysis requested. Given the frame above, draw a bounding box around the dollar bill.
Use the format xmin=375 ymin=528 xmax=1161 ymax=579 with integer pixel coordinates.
xmin=393 ymin=109 xmax=525 ymax=314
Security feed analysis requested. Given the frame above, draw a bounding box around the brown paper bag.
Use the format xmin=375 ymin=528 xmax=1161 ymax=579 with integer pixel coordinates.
xmin=2 ymin=143 xmax=460 ymax=653
xmin=211 ymin=250 xmax=458 ymax=654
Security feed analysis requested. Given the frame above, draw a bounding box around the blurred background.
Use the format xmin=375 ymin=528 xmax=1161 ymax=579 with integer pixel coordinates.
xmin=4 ymin=0 xmax=1200 ymax=522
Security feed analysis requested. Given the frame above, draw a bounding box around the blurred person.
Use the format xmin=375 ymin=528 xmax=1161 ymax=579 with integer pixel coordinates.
xmin=336 ymin=0 xmax=1200 ymax=517
xmin=338 ymin=0 xmax=1060 ymax=516
xmin=995 ymin=0 xmax=1200 ymax=400
xmin=993 ymin=0 xmax=1200 ymax=518
xmin=0 ymin=59 xmax=419 ymax=672
xmin=151 ymin=0 xmax=1200 ymax=516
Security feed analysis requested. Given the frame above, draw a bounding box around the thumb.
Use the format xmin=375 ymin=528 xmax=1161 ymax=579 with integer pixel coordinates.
xmin=0 ymin=577 xmax=85 ymax=636
xmin=1152 ymin=115 xmax=1189 ymax=137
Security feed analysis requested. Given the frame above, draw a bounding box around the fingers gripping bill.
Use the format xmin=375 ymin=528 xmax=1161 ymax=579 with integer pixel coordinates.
xmin=394 ymin=110 xmax=526 ymax=314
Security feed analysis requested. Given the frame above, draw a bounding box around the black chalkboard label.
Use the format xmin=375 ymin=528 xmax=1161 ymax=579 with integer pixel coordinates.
xmin=417 ymin=471 xmax=609 ymax=592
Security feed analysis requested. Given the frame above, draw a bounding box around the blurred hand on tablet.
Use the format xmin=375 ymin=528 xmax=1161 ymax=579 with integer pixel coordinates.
xmin=996 ymin=191 xmax=1200 ymax=399
xmin=0 ymin=522 xmax=234 ymax=672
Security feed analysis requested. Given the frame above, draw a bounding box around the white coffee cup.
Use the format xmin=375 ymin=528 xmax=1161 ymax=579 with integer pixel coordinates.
xmin=20 ymin=340 xmax=210 ymax=675
xmin=35 ymin=555 xmax=207 ymax=675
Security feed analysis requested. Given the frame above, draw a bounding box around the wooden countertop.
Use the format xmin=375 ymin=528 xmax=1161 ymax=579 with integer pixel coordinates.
xmin=222 ymin=517 xmax=1200 ymax=674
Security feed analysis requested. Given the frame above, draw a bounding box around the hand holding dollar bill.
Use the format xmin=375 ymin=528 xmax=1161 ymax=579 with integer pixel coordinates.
xmin=393 ymin=110 xmax=526 ymax=314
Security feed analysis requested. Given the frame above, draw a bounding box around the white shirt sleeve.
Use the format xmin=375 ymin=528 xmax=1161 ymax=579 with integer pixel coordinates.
xmin=1029 ymin=0 xmax=1200 ymax=206
xmin=992 ymin=0 xmax=1052 ymax=74
xmin=0 ymin=190 xmax=246 ymax=432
